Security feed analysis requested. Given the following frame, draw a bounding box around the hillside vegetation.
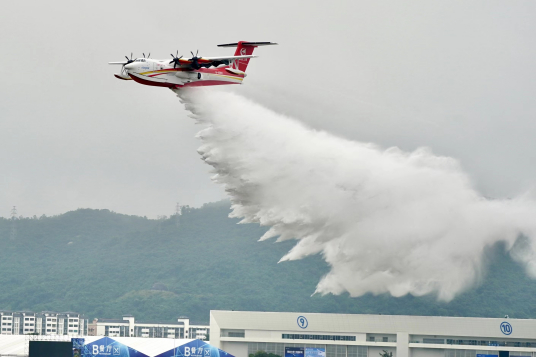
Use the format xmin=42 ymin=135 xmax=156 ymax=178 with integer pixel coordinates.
xmin=1 ymin=201 xmax=535 ymax=324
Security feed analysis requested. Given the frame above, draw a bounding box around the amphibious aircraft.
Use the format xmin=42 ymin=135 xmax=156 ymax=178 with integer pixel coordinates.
xmin=109 ymin=41 xmax=277 ymax=90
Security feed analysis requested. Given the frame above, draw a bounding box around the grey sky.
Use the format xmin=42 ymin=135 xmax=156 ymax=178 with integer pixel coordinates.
xmin=1 ymin=1 xmax=535 ymax=218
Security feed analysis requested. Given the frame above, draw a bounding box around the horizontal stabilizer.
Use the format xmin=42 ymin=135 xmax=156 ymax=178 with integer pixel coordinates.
xmin=218 ymin=42 xmax=278 ymax=48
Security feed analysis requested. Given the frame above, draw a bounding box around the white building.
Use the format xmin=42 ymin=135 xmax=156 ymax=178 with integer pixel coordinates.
xmin=89 ymin=315 xmax=209 ymax=340
xmin=0 ymin=310 xmax=87 ymax=336
xmin=210 ymin=310 xmax=536 ymax=357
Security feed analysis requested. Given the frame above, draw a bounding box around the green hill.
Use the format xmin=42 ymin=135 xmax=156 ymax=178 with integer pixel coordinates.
xmin=1 ymin=201 xmax=535 ymax=324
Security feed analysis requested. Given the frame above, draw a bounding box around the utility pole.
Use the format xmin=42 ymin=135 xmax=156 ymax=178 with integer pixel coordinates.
xmin=10 ymin=206 xmax=17 ymax=240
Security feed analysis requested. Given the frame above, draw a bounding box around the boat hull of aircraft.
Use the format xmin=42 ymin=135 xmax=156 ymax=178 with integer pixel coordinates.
xmin=127 ymin=67 xmax=244 ymax=89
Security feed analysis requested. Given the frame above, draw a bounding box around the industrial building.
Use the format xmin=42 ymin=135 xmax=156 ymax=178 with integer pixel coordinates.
xmin=88 ymin=315 xmax=209 ymax=340
xmin=209 ymin=310 xmax=536 ymax=357
xmin=0 ymin=310 xmax=87 ymax=336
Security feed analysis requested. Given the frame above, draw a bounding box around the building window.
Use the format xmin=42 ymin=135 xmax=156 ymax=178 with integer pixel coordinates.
xmin=248 ymin=343 xmax=284 ymax=357
xmin=327 ymin=345 xmax=347 ymax=357
xmin=423 ymin=338 xmax=444 ymax=344
xmin=282 ymin=334 xmax=356 ymax=341
xmin=228 ymin=332 xmax=245 ymax=338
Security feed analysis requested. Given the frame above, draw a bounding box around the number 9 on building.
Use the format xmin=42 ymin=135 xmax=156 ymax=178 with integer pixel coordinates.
xmin=297 ymin=316 xmax=308 ymax=329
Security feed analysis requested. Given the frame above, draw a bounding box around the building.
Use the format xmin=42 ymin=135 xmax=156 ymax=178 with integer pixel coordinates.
xmin=89 ymin=315 xmax=209 ymax=340
xmin=210 ymin=310 xmax=536 ymax=357
xmin=0 ymin=310 xmax=87 ymax=336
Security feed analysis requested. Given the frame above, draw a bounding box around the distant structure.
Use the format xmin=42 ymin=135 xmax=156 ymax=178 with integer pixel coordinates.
xmin=88 ymin=315 xmax=208 ymax=339
xmin=175 ymin=202 xmax=181 ymax=228
xmin=10 ymin=206 xmax=17 ymax=240
xmin=0 ymin=310 xmax=87 ymax=335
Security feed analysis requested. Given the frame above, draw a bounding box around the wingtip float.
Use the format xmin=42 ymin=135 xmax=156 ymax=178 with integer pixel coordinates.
xmin=109 ymin=41 xmax=277 ymax=92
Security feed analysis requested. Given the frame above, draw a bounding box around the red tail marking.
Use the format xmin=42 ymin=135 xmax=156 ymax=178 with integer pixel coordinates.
xmin=232 ymin=41 xmax=256 ymax=72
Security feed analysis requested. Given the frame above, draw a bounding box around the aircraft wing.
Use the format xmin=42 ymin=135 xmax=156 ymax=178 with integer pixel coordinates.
xmin=109 ymin=61 xmax=126 ymax=65
xmin=175 ymin=55 xmax=258 ymax=67
xmin=197 ymin=55 xmax=257 ymax=62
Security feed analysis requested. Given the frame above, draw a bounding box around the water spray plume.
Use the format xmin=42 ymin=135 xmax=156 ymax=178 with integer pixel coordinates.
xmin=177 ymin=89 xmax=536 ymax=302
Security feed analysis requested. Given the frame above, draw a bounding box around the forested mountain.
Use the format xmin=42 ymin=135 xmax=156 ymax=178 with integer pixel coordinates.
xmin=1 ymin=201 xmax=535 ymax=324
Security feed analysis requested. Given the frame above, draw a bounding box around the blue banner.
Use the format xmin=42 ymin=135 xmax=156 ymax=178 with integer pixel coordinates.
xmin=72 ymin=338 xmax=85 ymax=357
xmin=81 ymin=337 xmax=149 ymax=357
xmin=305 ymin=348 xmax=324 ymax=357
xmin=476 ymin=355 xmax=498 ymax=357
xmin=285 ymin=347 xmax=304 ymax=357
xmin=155 ymin=339 xmax=235 ymax=357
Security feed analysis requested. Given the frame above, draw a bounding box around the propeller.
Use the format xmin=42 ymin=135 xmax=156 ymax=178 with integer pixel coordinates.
xmin=189 ymin=50 xmax=203 ymax=70
xmin=121 ymin=53 xmax=137 ymax=74
xmin=143 ymin=53 xmax=151 ymax=59
xmin=169 ymin=51 xmax=183 ymax=68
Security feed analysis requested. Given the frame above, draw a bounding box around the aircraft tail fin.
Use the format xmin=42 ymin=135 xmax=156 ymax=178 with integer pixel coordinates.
xmin=217 ymin=41 xmax=277 ymax=72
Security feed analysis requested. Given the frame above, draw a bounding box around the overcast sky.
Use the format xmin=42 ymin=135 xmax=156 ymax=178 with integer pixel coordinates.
xmin=1 ymin=1 xmax=535 ymax=218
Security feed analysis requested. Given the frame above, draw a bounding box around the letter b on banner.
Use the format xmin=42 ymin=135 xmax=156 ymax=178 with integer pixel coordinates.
xmin=185 ymin=347 xmax=191 ymax=356
xmin=93 ymin=345 xmax=99 ymax=355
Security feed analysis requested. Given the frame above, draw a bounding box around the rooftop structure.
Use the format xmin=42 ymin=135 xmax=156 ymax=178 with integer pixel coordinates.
xmin=89 ymin=315 xmax=209 ymax=340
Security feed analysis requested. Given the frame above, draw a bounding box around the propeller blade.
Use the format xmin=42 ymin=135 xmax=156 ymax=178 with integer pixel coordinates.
xmin=148 ymin=53 xmax=150 ymax=58
xmin=130 ymin=52 xmax=133 ymax=60
xmin=125 ymin=56 xmax=129 ymax=61
xmin=190 ymin=51 xmax=194 ymax=57
xmin=196 ymin=49 xmax=199 ymax=56
xmin=143 ymin=53 xmax=146 ymax=58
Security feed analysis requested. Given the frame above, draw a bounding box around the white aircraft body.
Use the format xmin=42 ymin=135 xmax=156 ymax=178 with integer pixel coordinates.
xmin=109 ymin=41 xmax=277 ymax=90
